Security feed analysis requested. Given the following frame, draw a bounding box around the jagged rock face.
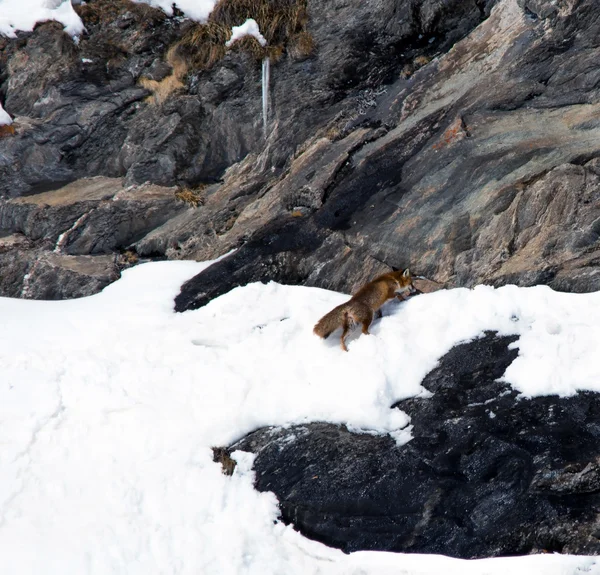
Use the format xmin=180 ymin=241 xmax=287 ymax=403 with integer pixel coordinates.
xmin=230 ymin=333 xmax=600 ymax=558
xmin=0 ymin=177 xmax=188 ymax=298
xmin=0 ymin=0 xmax=493 ymax=196
xmin=2 ymin=0 xmax=600 ymax=303
xmin=172 ymin=0 xmax=600 ymax=310
xmin=0 ymin=0 xmax=502 ymax=298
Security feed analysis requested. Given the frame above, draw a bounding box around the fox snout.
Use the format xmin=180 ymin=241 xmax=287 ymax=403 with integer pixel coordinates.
xmin=396 ymin=282 xmax=417 ymax=295
xmin=402 ymin=281 xmax=422 ymax=296
xmin=396 ymin=281 xmax=419 ymax=297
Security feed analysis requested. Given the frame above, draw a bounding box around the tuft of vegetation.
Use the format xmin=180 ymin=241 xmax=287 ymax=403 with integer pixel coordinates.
xmin=175 ymin=22 xmax=230 ymax=70
xmin=119 ymin=249 xmax=139 ymax=266
xmin=139 ymin=46 xmax=187 ymax=104
xmin=228 ymin=35 xmax=268 ymax=61
xmin=175 ymin=0 xmax=311 ymax=72
xmin=210 ymin=0 xmax=307 ymax=44
xmin=400 ymin=55 xmax=432 ymax=79
xmin=212 ymin=447 xmax=236 ymax=476
xmin=288 ymin=30 xmax=314 ymax=60
xmin=175 ymin=186 xmax=206 ymax=208
xmin=324 ymin=124 xmax=343 ymax=142
xmin=0 ymin=124 xmax=15 ymax=138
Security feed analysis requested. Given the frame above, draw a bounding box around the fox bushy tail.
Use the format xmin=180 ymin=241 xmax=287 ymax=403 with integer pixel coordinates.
xmin=313 ymin=304 xmax=348 ymax=339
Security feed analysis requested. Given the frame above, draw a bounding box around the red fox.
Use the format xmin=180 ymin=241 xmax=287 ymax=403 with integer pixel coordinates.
xmin=313 ymin=269 xmax=417 ymax=351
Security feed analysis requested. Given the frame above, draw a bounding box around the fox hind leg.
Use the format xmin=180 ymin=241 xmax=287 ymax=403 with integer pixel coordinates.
xmin=340 ymin=313 xmax=351 ymax=352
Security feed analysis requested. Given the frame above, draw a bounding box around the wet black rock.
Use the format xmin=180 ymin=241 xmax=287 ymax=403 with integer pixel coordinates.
xmin=230 ymin=333 xmax=600 ymax=558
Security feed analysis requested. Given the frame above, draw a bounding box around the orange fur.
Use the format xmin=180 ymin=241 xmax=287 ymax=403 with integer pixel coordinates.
xmin=313 ymin=269 xmax=416 ymax=351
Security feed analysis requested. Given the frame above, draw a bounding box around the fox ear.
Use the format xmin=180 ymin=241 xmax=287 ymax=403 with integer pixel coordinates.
xmin=403 ymin=268 xmax=410 ymax=277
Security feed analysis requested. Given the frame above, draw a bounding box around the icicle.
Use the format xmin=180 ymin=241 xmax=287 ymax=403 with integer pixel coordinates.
xmin=262 ymin=56 xmax=270 ymax=137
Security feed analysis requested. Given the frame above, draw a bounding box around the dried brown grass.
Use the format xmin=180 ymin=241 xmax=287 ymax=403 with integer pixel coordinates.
xmin=119 ymin=249 xmax=139 ymax=266
xmin=210 ymin=0 xmax=307 ymax=44
xmin=175 ymin=185 xmax=206 ymax=207
xmin=0 ymin=124 xmax=16 ymax=138
xmin=228 ymin=35 xmax=268 ymax=60
xmin=212 ymin=447 xmax=236 ymax=476
xmin=175 ymin=0 xmax=310 ymax=71
xmin=175 ymin=21 xmax=229 ymax=70
xmin=288 ymin=30 xmax=314 ymax=60
xmin=139 ymin=46 xmax=188 ymax=104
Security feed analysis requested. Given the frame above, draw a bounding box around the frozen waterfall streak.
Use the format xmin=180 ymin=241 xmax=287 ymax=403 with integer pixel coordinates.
xmin=53 ymin=212 xmax=90 ymax=254
xmin=262 ymin=56 xmax=270 ymax=136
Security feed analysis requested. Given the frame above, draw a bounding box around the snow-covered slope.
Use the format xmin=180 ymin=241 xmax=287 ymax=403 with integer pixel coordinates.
xmin=1 ymin=260 xmax=600 ymax=574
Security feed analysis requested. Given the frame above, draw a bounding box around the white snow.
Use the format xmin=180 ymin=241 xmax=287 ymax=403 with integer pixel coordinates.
xmin=226 ymin=18 xmax=267 ymax=47
xmin=131 ymin=0 xmax=217 ymax=21
xmin=0 ymin=0 xmax=267 ymax=50
xmin=0 ymin=0 xmax=84 ymax=38
xmin=0 ymin=101 xmax=11 ymax=125
xmin=0 ymin=0 xmax=219 ymax=37
xmin=1 ymin=258 xmax=600 ymax=574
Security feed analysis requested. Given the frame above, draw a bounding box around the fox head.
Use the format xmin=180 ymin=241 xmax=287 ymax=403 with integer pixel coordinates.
xmin=392 ymin=268 xmax=417 ymax=295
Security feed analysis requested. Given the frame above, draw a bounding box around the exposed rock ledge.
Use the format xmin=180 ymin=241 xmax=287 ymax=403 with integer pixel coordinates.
xmin=0 ymin=176 xmax=188 ymax=298
xmin=227 ymin=333 xmax=600 ymax=559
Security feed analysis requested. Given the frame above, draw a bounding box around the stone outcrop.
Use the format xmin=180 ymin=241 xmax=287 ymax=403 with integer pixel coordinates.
xmin=12 ymin=0 xmax=600 ymax=304
xmin=173 ymin=0 xmax=600 ymax=310
xmin=228 ymin=332 xmax=600 ymax=558
xmin=0 ymin=176 xmax=188 ymax=298
xmin=1 ymin=0 xmax=499 ymax=297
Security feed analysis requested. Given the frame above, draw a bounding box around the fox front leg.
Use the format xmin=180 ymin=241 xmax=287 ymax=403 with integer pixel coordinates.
xmin=360 ymin=309 xmax=374 ymax=335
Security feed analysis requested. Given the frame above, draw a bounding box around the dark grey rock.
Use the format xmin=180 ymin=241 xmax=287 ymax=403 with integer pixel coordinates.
xmin=170 ymin=0 xmax=600 ymax=310
xmin=3 ymin=0 xmax=600 ymax=311
xmin=0 ymin=177 xmax=186 ymax=252
xmin=0 ymin=0 xmax=494 ymax=195
xmin=0 ymin=177 xmax=187 ymax=298
xmin=230 ymin=332 xmax=600 ymax=558
xmin=19 ymin=252 xmax=120 ymax=300
xmin=0 ymin=236 xmax=120 ymax=299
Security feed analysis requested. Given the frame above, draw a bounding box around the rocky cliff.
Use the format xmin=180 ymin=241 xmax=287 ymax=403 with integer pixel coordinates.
xmin=6 ymin=0 xmax=594 ymax=302
xmin=3 ymin=0 xmax=600 ymax=561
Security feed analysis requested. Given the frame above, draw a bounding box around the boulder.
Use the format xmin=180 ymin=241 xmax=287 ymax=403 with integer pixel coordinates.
xmin=229 ymin=332 xmax=600 ymax=558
